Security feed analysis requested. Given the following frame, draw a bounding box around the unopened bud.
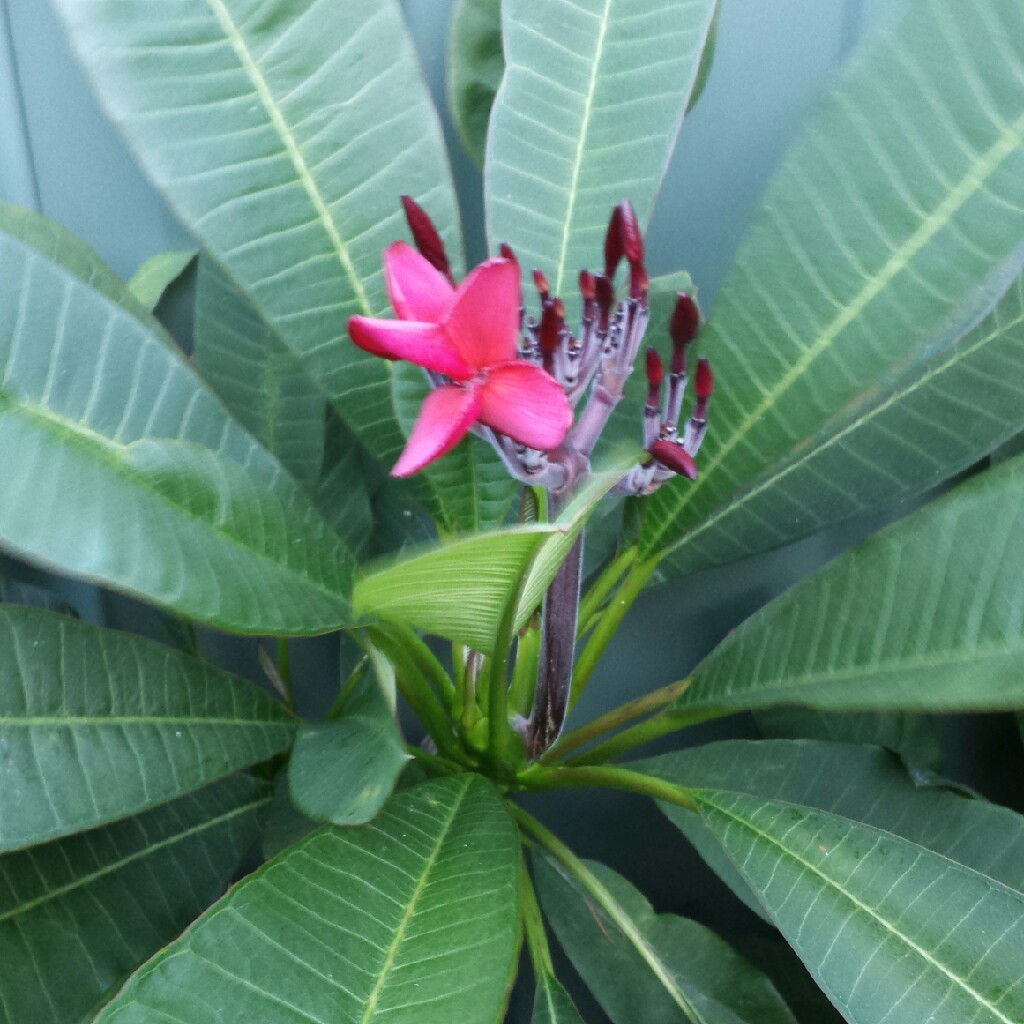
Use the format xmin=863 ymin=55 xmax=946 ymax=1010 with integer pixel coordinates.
xmin=604 ymin=205 xmax=624 ymax=279
xmin=579 ymin=269 xmax=596 ymax=301
xmin=539 ymin=299 xmax=564 ymax=356
xmin=594 ymin=274 xmax=614 ymax=331
xmin=629 ymin=261 xmax=648 ymax=301
xmin=533 ymin=268 xmax=550 ymax=302
xmin=499 ymin=242 xmax=519 ymax=268
xmin=400 ymin=195 xmax=452 ymax=281
xmin=648 ymin=439 xmax=697 ymax=480
xmin=645 ymin=348 xmax=664 ymax=406
xmin=695 ymin=357 xmax=713 ymax=399
xmin=669 ymin=292 xmax=700 ymax=351
xmin=619 ymin=199 xmax=644 ymax=266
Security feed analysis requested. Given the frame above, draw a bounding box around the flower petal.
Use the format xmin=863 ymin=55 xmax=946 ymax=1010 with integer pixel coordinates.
xmin=348 ymin=316 xmax=474 ymax=380
xmin=384 ymin=241 xmax=454 ymax=322
xmin=442 ymin=258 xmax=520 ymax=368
xmin=392 ymin=383 xmax=484 ymax=477
xmin=477 ymin=362 xmax=572 ymax=451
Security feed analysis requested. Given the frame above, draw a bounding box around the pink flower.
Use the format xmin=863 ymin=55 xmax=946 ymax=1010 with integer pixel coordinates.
xmin=349 ymin=242 xmax=572 ymax=477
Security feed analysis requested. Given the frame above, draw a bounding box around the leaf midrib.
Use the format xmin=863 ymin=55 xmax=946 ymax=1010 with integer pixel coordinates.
xmin=203 ymin=0 xmax=371 ymax=318
xmin=701 ymin=794 xmax=1021 ymax=1024
xmin=645 ymin=104 xmax=1024 ymax=556
xmin=0 ymin=795 xmax=270 ymax=925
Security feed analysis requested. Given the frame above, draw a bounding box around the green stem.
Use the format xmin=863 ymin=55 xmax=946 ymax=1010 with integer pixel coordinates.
xmin=518 ymin=764 xmax=698 ymax=813
xmin=577 ymin=546 xmax=637 ymax=637
xmin=512 ymin=806 xmax=703 ymax=1021
xmin=569 ymin=557 xmax=657 ymax=712
xmin=406 ymin=746 xmax=462 ymax=776
xmin=385 ymin=621 xmax=456 ymax=706
xmin=276 ymin=637 xmax=294 ymax=712
xmin=565 ymin=706 xmax=719 ymax=766
xmin=541 ymin=676 xmax=692 ymax=763
xmin=508 ymin=622 xmax=541 ymax=717
xmin=519 ymin=855 xmax=554 ymax=979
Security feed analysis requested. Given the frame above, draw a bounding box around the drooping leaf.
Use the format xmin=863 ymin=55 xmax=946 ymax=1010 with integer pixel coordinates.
xmin=672 ymin=456 xmax=1024 ymax=719
xmin=127 ymin=249 xmax=197 ymax=311
xmin=535 ymin=854 xmax=796 ymax=1024
xmin=533 ymin=974 xmax=586 ymax=1024
xmin=0 ymin=226 xmax=354 ymax=633
xmin=486 ymin=0 xmax=718 ymax=317
xmin=641 ymin=0 xmax=1024 ymax=573
xmin=448 ymin=0 xmax=504 ymax=166
xmin=96 ymin=776 xmax=521 ymax=1024
xmin=53 ymin=0 xmax=467 ymax=522
xmin=0 ymin=775 xmax=270 ymax=1024
xmin=288 ymin=673 xmax=409 ymax=827
xmin=642 ymin=739 xmax=1024 ymax=922
xmin=754 ymin=707 xmax=941 ymax=771
xmin=194 ymin=256 xmax=326 ymax=489
xmin=0 ymin=605 xmax=294 ymax=852
xmin=693 ymin=788 xmax=1024 ymax=1024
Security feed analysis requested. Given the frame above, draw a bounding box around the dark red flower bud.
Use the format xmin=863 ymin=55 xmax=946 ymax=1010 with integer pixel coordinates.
xmin=669 ymin=293 xmax=700 ymax=354
xmin=645 ymin=348 xmax=663 ymax=406
xmin=400 ymin=195 xmax=452 ymax=281
xmin=604 ymin=205 xmax=624 ymax=279
xmin=630 ymin=261 xmax=648 ymax=301
xmin=539 ymin=298 xmax=564 ymax=356
xmin=533 ymin=268 xmax=550 ymax=302
xmin=648 ymin=439 xmax=697 ymax=479
xmin=594 ymin=273 xmax=614 ymax=330
xmin=499 ymin=242 xmax=519 ymax=268
xmin=578 ymin=269 xmax=596 ymax=301
xmin=695 ymin=357 xmax=713 ymax=399
xmin=619 ymin=199 xmax=644 ymax=266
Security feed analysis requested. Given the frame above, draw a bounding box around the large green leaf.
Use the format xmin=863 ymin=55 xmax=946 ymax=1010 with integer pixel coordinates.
xmin=673 ymin=456 xmax=1024 ymax=718
xmin=0 ymin=775 xmax=270 ymax=1024
xmin=642 ymin=739 xmax=1024 ymax=922
xmin=53 ymin=0 xmax=463 ymax=497
xmin=485 ymin=0 xmax=718 ymax=314
xmin=533 ymin=975 xmax=586 ymax=1024
xmin=448 ymin=0 xmax=503 ymax=166
xmin=127 ymin=249 xmax=197 ymax=312
xmin=641 ymin=0 xmax=1024 ymax=571
xmin=288 ymin=671 xmax=409 ymax=827
xmin=96 ymin=775 xmax=520 ymax=1024
xmin=0 ymin=605 xmax=294 ymax=851
xmin=194 ymin=256 xmax=327 ymax=490
xmin=693 ymin=788 xmax=1024 ymax=1024
xmin=0 ymin=223 xmax=354 ymax=633
xmin=535 ymin=854 xmax=795 ymax=1024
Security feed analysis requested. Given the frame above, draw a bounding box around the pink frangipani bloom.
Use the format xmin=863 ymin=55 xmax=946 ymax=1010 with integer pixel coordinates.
xmin=349 ymin=242 xmax=572 ymax=477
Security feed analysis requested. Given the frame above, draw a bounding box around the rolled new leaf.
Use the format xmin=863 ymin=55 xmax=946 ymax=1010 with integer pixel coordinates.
xmin=0 ymin=606 xmax=294 ymax=851
xmin=95 ymin=776 xmax=521 ymax=1024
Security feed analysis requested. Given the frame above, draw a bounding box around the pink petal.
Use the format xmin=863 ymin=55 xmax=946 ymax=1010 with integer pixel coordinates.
xmin=348 ymin=316 xmax=473 ymax=380
xmin=384 ymin=241 xmax=454 ymax=322
xmin=477 ymin=362 xmax=572 ymax=451
xmin=392 ymin=383 xmax=484 ymax=477
xmin=442 ymin=258 xmax=520 ymax=369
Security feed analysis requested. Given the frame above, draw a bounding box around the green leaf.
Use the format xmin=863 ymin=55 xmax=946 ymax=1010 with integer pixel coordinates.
xmin=448 ymin=0 xmax=503 ymax=166
xmin=314 ymin=408 xmax=376 ymax=557
xmin=96 ymin=775 xmax=521 ymax=1024
xmin=127 ymin=249 xmax=197 ymax=311
xmin=642 ymin=0 xmax=1024 ymax=573
xmin=354 ymin=525 xmax=552 ymax=654
xmin=641 ymin=739 xmax=1024 ymax=921
xmin=194 ymin=256 xmax=326 ymax=489
xmin=754 ymin=707 xmax=941 ymax=771
xmin=54 ymin=0 xmax=463 ymax=494
xmin=0 ymin=225 xmax=354 ymax=633
xmin=0 ymin=605 xmax=294 ymax=852
xmin=686 ymin=6 xmax=718 ymax=112
xmin=261 ymin=770 xmax=318 ymax=861
xmin=674 ymin=455 xmax=1024 ymax=718
xmin=486 ymin=0 xmax=718 ymax=316
xmin=535 ymin=854 xmax=795 ymax=1024
xmin=0 ymin=775 xmax=270 ymax=1024
xmin=693 ymin=788 xmax=1024 ymax=1024
xmin=288 ymin=674 xmax=409 ymax=826
xmin=533 ymin=975 xmax=586 ymax=1024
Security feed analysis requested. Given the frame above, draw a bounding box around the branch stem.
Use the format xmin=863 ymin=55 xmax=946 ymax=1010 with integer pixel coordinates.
xmin=518 ymin=764 xmax=698 ymax=812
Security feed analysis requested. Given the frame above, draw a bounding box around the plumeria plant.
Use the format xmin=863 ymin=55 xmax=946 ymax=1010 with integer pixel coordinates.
xmin=2 ymin=1 xmax=1024 ymax=1023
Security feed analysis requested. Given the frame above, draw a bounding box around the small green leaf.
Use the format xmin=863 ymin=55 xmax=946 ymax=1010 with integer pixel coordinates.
xmin=0 ymin=775 xmax=271 ymax=1024
xmin=96 ymin=776 xmax=521 ymax=1024
xmin=674 ymin=456 xmax=1024 ymax=718
xmin=642 ymin=0 xmax=1024 ymax=572
xmin=486 ymin=0 xmax=718 ymax=318
xmin=448 ymin=0 xmax=503 ymax=166
xmin=194 ymin=256 xmax=326 ymax=489
xmin=127 ymin=249 xmax=197 ymax=311
xmin=289 ymin=674 xmax=410 ymax=826
xmin=0 ymin=606 xmax=294 ymax=852
xmin=533 ymin=974 xmax=586 ymax=1024
xmin=535 ymin=854 xmax=796 ymax=1024
xmin=642 ymin=739 xmax=1024 ymax=923
xmin=694 ymin=788 xmax=1024 ymax=1024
